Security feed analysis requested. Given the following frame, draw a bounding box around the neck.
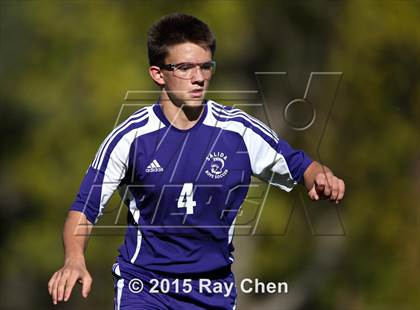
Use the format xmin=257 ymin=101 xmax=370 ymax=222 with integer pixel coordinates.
xmin=159 ymin=90 xmax=204 ymax=130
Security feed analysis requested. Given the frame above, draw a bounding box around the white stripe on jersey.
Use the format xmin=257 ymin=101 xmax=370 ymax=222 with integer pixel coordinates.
xmin=131 ymin=229 xmax=142 ymax=264
xmin=92 ymin=108 xmax=148 ymax=168
xmin=115 ymin=278 xmax=124 ymax=310
xmin=204 ymin=109 xmax=294 ymax=192
xmin=210 ymin=100 xmax=278 ymax=138
xmin=210 ymin=101 xmax=279 ymax=144
xmin=228 ymin=216 xmax=237 ymax=244
xmin=92 ymin=108 xmax=149 ymax=170
xmin=217 ymin=108 xmax=278 ymax=139
xmin=94 ymin=111 xmax=164 ymax=223
xmin=128 ymin=190 xmax=142 ymax=264
xmin=211 ymin=101 xmax=279 ymax=141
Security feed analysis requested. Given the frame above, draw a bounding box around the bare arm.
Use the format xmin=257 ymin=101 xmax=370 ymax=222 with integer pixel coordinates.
xmin=303 ymin=161 xmax=345 ymax=204
xmin=48 ymin=211 xmax=93 ymax=305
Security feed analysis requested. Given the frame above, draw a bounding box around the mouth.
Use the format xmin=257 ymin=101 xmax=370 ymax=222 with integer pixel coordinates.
xmin=190 ymin=89 xmax=204 ymax=98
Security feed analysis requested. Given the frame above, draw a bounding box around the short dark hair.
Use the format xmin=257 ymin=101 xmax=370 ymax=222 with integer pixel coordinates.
xmin=147 ymin=13 xmax=216 ymax=66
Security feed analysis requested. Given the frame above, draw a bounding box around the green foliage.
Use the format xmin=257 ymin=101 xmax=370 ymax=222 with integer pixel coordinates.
xmin=0 ymin=0 xmax=418 ymax=309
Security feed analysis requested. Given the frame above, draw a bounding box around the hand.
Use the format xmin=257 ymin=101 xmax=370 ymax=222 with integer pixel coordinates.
xmin=308 ymin=171 xmax=345 ymax=204
xmin=48 ymin=257 xmax=92 ymax=305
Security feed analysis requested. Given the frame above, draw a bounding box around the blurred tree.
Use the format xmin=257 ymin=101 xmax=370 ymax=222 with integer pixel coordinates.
xmin=0 ymin=0 xmax=418 ymax=309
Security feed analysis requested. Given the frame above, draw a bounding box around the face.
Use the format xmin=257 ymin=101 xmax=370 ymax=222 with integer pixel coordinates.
xmin=149 ymin=42 xmax=213 ymax=108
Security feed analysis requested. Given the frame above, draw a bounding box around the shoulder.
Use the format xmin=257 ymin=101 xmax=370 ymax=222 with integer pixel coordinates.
xmin=105 ymin=104 xmax=164 ymax=141
xmin=206 ymin=99 xmax=279 ymax=145
xmin=91 ymin=105 xmax=160 ymax=170
xmin=114 ymin=105 xmax=153 ymax=134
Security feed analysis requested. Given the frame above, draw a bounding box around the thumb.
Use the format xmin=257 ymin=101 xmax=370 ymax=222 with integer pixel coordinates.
xmin=80 ymin=274 xmax=92 ymax=298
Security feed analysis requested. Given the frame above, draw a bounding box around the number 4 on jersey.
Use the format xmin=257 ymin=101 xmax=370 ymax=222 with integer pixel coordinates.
xmin=177 ymin=183 xmax=197 ymax=215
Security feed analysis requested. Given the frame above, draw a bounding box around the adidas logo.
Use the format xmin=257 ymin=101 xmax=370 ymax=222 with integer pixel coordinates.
xmin=145 ymin=159 xmax=164 ymax=173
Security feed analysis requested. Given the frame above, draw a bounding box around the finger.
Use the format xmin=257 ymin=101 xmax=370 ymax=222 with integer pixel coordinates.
xmin=322 ymin=178 xmax=331 ymax=197
xmin=314 ymin=173 xmax=326 ymax=188
xmin=63 ymin=272 xmax=79 ymax=302
xmin=48 ymin=272 xmax=59 ymax=296
xmin=329 ymin=177 xmax=339 ymax=201
xmin=336 ymin=179 xmax=345 ymax=203
xmin=308 ymin=184 xmax=319 ymax=200
xmin=52 ymin=271 xmax=63 ymax=305
xmin=57 ymin=270 xmax=70 ymax=302
xmin=308 ymin=186 xmax=319 ymax=200
xmin=81 ymin=273 xmax=93 ymax=298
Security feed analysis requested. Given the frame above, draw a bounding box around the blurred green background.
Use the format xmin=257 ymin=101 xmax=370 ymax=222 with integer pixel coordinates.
xmin=0 ymin=0 xmax=419 ymax=309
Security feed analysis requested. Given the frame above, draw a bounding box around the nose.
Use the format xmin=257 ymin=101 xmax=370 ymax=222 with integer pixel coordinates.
xmin=191 ymin=65 xmax=205 ymax=84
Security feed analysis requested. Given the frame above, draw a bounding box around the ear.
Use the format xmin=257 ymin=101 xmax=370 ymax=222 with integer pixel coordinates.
xmin=149 ymin=66 xmax=165 ymax=87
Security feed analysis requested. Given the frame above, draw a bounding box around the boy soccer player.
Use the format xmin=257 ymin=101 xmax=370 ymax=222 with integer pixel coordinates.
xmin=48 ymin=13 xmax=345 ymax=309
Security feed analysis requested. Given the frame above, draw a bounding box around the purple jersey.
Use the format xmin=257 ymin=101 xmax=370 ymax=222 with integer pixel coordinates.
xmin=70 ymin=100 xmax=312 ymax=275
